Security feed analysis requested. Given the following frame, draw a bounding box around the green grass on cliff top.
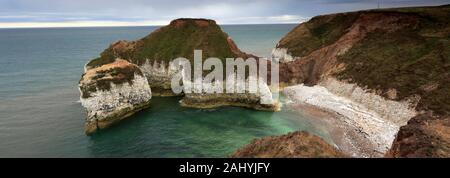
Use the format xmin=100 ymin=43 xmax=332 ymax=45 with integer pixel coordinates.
xmin=80 ymin=65 xmax=143 ymax=98
xmin=277 ymin=12 xmax=359 ymax=57
xmin=337 ymin=29 xmax=450 ymax=116
xmin=335 ymin=5 xmax=450 ymax=116
xmin=279 ymin=5 xmax=450 ymax=116
xmin=278 ymin=4 xmax=450 ymax=58
xmin=87 ymin=19 xmax=239 ymax=68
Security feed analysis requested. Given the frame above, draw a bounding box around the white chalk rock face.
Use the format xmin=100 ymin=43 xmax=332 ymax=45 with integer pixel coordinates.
xmin=180 ymin=75 xmax=280 ymax=111
xmin=271 ymin=47 xmax=295 ymax=63
xmin=79 ymin=59 xmax=152 ymax=134
xmin=139 ymin=59 xmax=181 ymax=96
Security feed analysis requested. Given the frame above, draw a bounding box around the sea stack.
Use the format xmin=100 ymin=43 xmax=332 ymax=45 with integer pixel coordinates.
xmin=79 ymin=18 xmax=279 ymax=134
xmin=262 ymin=5 xmax=449 ymax=157
xmin=85 ymin=18 xmax=257 ymax=96
xmin=79 ymin=59 xmax=152 ymax=134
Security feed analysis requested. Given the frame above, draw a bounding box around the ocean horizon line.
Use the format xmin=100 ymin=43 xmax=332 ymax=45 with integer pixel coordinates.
xmin=0 ymin=22 xmax=300 ymax=30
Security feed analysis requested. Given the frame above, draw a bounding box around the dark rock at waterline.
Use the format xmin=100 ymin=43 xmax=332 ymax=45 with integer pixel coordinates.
xmin=231 ymin=131 xmax=346 ymax=158
xmin=271 ymin=4 xmax=450 ymax=157
xmin=386 ymin=113 xmax=450 ymax=158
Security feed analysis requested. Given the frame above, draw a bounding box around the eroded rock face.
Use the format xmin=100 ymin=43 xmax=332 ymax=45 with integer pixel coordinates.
xmin=139 ymin=60 xmax=181 ymax=96
xmin=271 ymin=47 xmax=294 ymax=63
xmin=268 ymin=5 xmax=450 ymax=157
xmin=180 ymin=76 xmax=280 ymax=111
xmin=231 ymin=131 xmax=345 ymax=158
xmin=79 ymin=59 xmax=152 ymax=134
xmin=274 ymin=11 xmax=421 ymax=86
xmin=79 ymin=18 xmax=279 ymax=134
xmin=85 ymin=18 xmax=256 ymax=96
xmin=386 ymin=113 xmax=450 ymax=158
xmin=83 ymin=18 xmax=277 ymax=111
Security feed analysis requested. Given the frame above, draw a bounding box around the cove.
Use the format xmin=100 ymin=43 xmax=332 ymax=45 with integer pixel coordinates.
xmin=86 ymin=96 xmax=333 ymax=157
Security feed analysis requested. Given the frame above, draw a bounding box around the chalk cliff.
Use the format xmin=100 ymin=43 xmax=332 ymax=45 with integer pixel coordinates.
xmin=85 ymin=18 xmax=256 ymax=96
xmin=79 ymin=59 xmax=152 ymax=134
xmin=181 ymin=76 xmax=280 ymax=111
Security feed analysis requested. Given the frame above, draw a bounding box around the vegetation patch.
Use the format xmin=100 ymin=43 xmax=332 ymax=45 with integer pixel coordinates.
xmin=80 ymin=65 xmax=143 ymax=98
xmin=336 ymin=14 xmax=450 ymax=116
xmin=86 ymin=19 xmax=242 ymax=69
xmin=277 ymin=12 xmax=359 ymax=57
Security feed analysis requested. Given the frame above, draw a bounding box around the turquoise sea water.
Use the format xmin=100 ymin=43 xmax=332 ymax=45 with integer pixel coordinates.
xmin=0 ymin=25 xmax=332 ymax=157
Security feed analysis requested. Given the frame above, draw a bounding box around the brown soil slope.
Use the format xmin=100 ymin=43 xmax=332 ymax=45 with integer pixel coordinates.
xmin=273 ymin=5 xmax=450 ymax=157
xmin=231 ymin=131 xmax=345 ymax=158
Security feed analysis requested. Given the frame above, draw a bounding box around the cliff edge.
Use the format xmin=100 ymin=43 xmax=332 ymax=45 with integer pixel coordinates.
xmin=267 ymin=5 xmax=449 ymax=157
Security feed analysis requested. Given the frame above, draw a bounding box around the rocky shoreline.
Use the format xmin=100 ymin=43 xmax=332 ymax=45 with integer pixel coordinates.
xmin=282 ymin=82 xmax=409 ymax=157
xmin=284 ymin=103 xmax=379 ymax=157
xmin=234 ymin=5 xmax=450 ymax=158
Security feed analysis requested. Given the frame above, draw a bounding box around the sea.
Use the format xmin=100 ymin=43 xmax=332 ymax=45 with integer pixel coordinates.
xmin=0 ymin=24 xmax=333 ymax=157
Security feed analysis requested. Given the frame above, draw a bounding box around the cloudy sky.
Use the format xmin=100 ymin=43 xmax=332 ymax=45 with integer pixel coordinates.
xmin=0 ymin=0 xmax=448 ymax=28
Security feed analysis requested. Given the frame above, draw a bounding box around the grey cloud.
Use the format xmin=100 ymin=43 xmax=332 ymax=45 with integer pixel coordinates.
xmin=0 ymin=0 xmax=448 ymax=24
